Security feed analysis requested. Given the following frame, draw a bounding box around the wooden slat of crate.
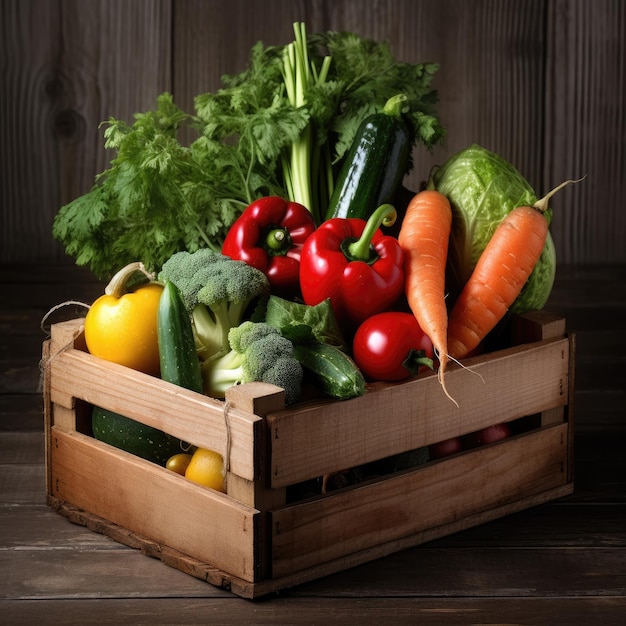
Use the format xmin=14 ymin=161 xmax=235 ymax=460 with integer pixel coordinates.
xmin=47 ymin=319 xmax=264 ymax=482
xmin=267 ymin=337 xmax=570 ymax=488
xmin=49 ymin=427 xmax=261 ymax=582
xmin=271 ymin=423 xmax=571 ymax=578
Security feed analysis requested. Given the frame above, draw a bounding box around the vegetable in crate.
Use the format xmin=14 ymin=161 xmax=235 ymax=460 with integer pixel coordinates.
xmin=299 ymin=204 xmax=405 ymax=331
xmin=264 ymin=296 xmax=363 ymax=399
xmin=292 ymin=341 xmax=365 ymax=400
xmin=159 ymin=279 xmax=228 ymax=483
xmin=264 ymin=295 xmax=347 ymax=350
xmin=52 ymin=24 xmax=444 ymax=280
xmin=184 ymin=448 xmax=226 ymax=492
xmin=221 ymin=196 xmax=316 ymax=297
xmin=433 ymin=144 xmax=557 ymax=312
xmin=324 ymin=94 xmax=412 ymax=222
xmin=92 ymin=406 xmax=182 ymax=466
xmin=84 ymin=262 xmax=163 ymax=375
xmin=446 ymin=178 xmax=582 ymax=360
xmin=157 ymin=249 xmax=270 ymax=362
xmin=397 ymin=187 xmax=454 ymax=399
xmin=202 ymin=321 xmax=303 ymax=405
xmin=352 ymin=312 xmax=434 ymax=382
xmin=157 ymin=280 xmax=203 ymax=392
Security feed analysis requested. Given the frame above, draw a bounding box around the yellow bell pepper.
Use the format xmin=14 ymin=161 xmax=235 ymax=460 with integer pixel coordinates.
xmin=85 ymin=262 xmax=163 ymax=375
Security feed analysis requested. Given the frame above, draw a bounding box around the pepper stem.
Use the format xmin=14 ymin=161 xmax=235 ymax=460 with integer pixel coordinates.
xmin=104 ymin=261 xmax=155 ymax=298
xmin=347 ymin=204 xmax=397 ymax=261
xmin=265 ymin=228 xmax=290 ymax=254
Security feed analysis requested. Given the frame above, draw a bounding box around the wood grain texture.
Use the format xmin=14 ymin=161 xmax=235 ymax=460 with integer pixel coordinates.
xmin=268 ymin=337 xmax=570 ymax=486
xmin=1 ymin=0 xmax=172 ymax=264
xmin=50 ymin=427 xmax=261 ymax=582
xmin=271 ymin=425 xmax=570 ymax=578
xmin=545 ymin=0 xmax=626 ymax=264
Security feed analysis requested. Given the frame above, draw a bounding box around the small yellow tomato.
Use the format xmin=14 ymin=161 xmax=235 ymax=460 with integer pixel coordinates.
xmin=84 ymin=263 xmax=163 ymax=375
xmin=166 ymin=453 xmax=193 ymax=476
xmin=184 ymin=448 xmax=225 ymax=492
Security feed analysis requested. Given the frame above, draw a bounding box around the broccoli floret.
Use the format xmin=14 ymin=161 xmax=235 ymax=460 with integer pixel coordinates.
xmin=158 ymin=249 xmax=270 ymax=360
xmin=203 ymin=321 xmax=303 ymax=405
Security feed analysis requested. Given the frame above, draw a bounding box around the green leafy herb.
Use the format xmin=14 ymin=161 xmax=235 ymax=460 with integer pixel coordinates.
xmin=53 ymin=24 xmax=444 ymax=280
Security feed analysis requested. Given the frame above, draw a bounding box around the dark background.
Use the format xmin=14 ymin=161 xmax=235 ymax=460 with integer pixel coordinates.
xmin=2 ymin=0 xmax=625 ymax=267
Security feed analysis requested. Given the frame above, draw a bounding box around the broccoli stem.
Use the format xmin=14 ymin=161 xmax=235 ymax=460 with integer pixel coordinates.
xmin=202 ymin=349 xmax=244 ymax=397
xmin=192 ymin=305 xmax=230 ymax=361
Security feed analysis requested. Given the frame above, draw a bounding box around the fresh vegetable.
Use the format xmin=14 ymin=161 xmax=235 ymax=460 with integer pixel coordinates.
xmin=157 ymin=286 xmax=226 ymax=490
xmin=299 ymin=204 xmax=405 ymax=330
xmin=166 ymin=453 xmax=193 ymax=475
xmin=352 ymin=312 xmax=434 ymax=382
xmin=432 ymin=144 xmax=555 ymax=313
xmin=157 ymin=249 xmax=270 ymax=362
xmin=202 ymin=321 xmax=303 ymax=405
xmin=446 ymin=179 xmax=581 ymax=360
xmin=324 ymin=94 xmax=412 ymax=222
xmin=397 ymin=189 xmax=453 ymax=398
xmin=263 ymin=296 xmax=360 ymax=399
xmin=221 ymin=196 xmax=316 ymax=297
xmin=91 ymin=406 xmax=182 ymax=466
xmin=293 ymin=341 xmax=365 ymax=400
xmin=184 ymin=448 xmax=226 ymax=492
xmin=264 ymin=295 xmax=347 ymax=350
xmin=84 ymin=262 xmax=163 ymax=375
xmin=280 ymin=22 xmax=332 ymax=226
xmin=157 ymin=281 xmax=204 ymax=392
xmin=53 ymin=25 xmax=443 ymax=280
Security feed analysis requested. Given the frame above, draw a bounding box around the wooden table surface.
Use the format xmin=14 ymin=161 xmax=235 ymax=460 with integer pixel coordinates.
xmin=1 ymin=263 xmax=625 ymax=625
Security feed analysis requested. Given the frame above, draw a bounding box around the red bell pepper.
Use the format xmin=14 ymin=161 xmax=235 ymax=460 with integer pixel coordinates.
xmin=222 ymin=196 xmax=316 ymax=296
xmin=299 ymin=204 xmax=405 ymax=330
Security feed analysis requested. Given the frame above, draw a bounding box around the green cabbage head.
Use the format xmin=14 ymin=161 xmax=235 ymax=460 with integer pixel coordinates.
xmin=433 ymin=144 xmax=555 ymax=313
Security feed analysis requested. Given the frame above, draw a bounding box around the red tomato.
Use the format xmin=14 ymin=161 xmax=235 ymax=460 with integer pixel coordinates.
xmin=352 ymin=312 xmax=434 ymax=381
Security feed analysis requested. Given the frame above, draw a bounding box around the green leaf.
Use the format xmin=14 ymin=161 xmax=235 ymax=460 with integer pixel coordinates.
xmin=265 ymin=296 xmax=346 ymax=349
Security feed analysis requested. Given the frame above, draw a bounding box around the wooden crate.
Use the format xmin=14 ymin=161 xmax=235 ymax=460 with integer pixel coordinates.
xmin=42 ymin=310 xmax=575 ymax=599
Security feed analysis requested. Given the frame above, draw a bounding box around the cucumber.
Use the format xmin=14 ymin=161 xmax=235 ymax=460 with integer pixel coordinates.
xmin=157 ymin=280 xmax=203 ymax=393
xmin=324 ymin=94 xmax=411 ymax=222
xmin=92 ymin=406 xmax=182 ymax=466
xmin=294 ymin=342 xmax=365 ymax=400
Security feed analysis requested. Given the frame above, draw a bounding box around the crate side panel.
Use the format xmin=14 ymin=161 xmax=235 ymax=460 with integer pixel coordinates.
xmin=49 ymin=348 xmax=260 ymax=481
xmin=269 ymin=338 xmax=570 ymax=487
xmin=49 ymin=427 xmax=260 ymax=582
xmin=271 ymin=424 xmax=570 ymax=577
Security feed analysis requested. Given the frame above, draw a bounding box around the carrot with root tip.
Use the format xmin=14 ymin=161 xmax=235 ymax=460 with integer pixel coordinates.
xmin=398 ymin=188 xmax=457 ymax=405
xmin=447 ymin=178 xmax=584 ymax=360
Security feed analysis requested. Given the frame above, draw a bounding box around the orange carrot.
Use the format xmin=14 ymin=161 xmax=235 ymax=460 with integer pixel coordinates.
xmin=398 ymin=188 xmax=455 ymax=403
xmin=447 ymin=178 xmax=582 ymax=360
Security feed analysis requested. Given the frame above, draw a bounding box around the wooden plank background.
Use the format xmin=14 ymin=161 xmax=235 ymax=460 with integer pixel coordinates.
xmin=2 ymin=0 xmax=624 ymax=267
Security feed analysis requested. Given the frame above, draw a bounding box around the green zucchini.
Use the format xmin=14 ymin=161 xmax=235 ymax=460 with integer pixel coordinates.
xmin=157 ymin=280 xmax=203 ymax=393
xmin=92 ymin=406 xmax=182 ymax=466
xmin=91 ymin=282 xmax=202 ymax=465
xmin=294 ymin=342 xmax=365 ymax=400
xmin=324 ymin=94 xmax=411 ymax=222
xmin=91 ymin=281 xmax=202 ymax=466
